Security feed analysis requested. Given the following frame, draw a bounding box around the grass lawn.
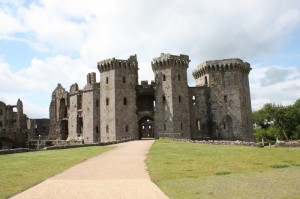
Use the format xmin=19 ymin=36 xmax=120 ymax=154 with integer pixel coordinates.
xmin=146 ymin=140 xmax=300 ymax=199
xmin=0 ymin=146 xmax=113 ymax=199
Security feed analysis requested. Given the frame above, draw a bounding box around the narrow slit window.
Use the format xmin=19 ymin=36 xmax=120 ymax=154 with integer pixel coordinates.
xmin=163 ymin=75 xmax=166 ymax=81
xmin=197 ymin=119 xmax=201 ymax=130
xmin=126 ymin=124 xmax=128 ymax=132
xmin=106 ymin=98 xmax=109 ymax=106
xmin=106 ymin=125 xmax=109 ymax=133
xmin=224 ymin=95 xmax=227 ymax=103
xmin=179 ymin=95 xmax=181 ymax=102
xmin=124 ymin=97 xmax=127 ymax=105
xmin=164 ymin=123 xmax=166 ymax=131
xmin=106 ymin=77 xmax=108 ymax=84
xmin=178 ymin=74 xmax=181 ymax=81
xmin=163 ymin=95 xmax=166 ymax=103
xmin=123 ymin=76 xmax=126 ymax=83
xmin=180 ymin=122 xmax=183 ymax=130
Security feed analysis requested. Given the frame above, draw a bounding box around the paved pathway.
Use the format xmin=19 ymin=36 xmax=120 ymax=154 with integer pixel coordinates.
xmin=12 ymin=140 xmax=169 ymax=199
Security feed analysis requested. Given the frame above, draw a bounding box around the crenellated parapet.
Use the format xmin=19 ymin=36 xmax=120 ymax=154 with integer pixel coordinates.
xmin=192 ymin=58 xmax=251 ymax=79
xmin=151 ymin=53 xmax=190 ymax=71
xmin=97 ymin=55 xmax=138 ymax=73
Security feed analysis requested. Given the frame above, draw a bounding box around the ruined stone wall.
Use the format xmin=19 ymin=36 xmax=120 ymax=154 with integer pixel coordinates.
xmin=49 ymin=84 xmax=69 ymax=140
xmin=68 ymin=84 xmax=80 ymax=141
xmin=152 ymin=53 xmax=191 ymax=139
xmin=0 ymin=100 xmax=28 ymax=149
xmin=27 ymin=119 xmax=50 ymax=140
xmin=82 ymin=73 xmax=100 ymax=143
xmin=188 ymin=87 xmax=210 ymax=139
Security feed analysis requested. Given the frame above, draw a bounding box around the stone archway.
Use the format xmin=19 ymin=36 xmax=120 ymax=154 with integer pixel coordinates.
xmin=138 ymin=117 xmax=154 ymax=139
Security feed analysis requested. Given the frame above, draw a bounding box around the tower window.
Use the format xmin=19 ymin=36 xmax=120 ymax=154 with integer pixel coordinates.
xmin=0 ymin=109 xmax=2 ymax=116
xmin=163 ymin=95 xmax=166 ymax=103
xmin=126 ymin=124 xmax=129 ymax=132
xmin=224 ymin=95 xmax=227 ymax=103
xmin=178 ymin=74 xmax=181 ymax=81
xmin=106 ymin=77 xmax=109 ymax=84
xmin=197 ymin=119 xmax=201 ymax=130
xmin=96 ymin=126 xmax=99 ymax=134
xmin=223 ymin=123 xmax=226 ymax=129
xmin=95 ymin=99 xmax=99 ymax=107
xmin=124 ymin=97 xmax=127 ymax=105
xmin=179 ymin=95 xmax=181 ymax=102
xmin=123 ymin=76 xmax=126 ymax=83
xmin=106 ymin=98 xmax=109 ymax=106
xmin=205 ymin=76 xmax=208 ymax=85
xmin=164 ymin=123 xmax=166 ymax=131
xmin=163 ymin=75 xmax=166 ymax=81
xmin=106 ymin=125 xmax=109 ymax=133
xmin=180 ymin=122 xmax=183 ymax=130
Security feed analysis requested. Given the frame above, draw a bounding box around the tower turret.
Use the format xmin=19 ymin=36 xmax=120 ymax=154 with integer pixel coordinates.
xmin=98 ymin=55 xmax=138 ymax=141
xmin=152 ymin=53 xmax=191 ymax=138
xmin=192 ymin=58 xmax=254 ymax=141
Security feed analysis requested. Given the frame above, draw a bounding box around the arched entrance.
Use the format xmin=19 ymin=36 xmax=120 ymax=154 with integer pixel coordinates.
xmin=138 ymin=117 xmax=154 ymax=139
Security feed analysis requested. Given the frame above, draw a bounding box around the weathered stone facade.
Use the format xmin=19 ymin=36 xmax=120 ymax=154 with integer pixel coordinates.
xmin=49 ymin=53 xmax=255 ymax=143
xmin=0 ymin=99 xmax=28 ymax=149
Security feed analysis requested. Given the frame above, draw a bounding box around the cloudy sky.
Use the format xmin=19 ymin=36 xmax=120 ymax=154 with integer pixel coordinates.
xmin=0 ymin=0 xmax=299 ymax=118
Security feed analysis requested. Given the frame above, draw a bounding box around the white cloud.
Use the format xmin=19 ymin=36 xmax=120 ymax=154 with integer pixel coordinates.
xmin=0 ymin=0 xmax=300 ymax=118
xmin=250 ymin=64 xmax=300 ymax=110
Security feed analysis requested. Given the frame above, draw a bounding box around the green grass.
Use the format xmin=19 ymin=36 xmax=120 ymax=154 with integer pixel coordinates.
xmin=146 ymin=140 xmax=300 ymax=199
xmin=0 ymin=146 xmax=113 ymax=199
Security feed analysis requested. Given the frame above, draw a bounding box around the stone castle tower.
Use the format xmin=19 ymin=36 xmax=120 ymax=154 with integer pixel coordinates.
xmin=192 ymin=59 xmax=253 ymax=140
xmin=98 ymin=55 xmax=139 ymax=142
xmin=152 ymin=54 xmax=191 ymax=139
xmin=49 ymin=53 xmax=255 ymax=143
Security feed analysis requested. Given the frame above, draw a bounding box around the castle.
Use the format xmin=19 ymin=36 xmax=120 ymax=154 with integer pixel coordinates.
xmin=49 ymin=53 xmax=254 ymax=143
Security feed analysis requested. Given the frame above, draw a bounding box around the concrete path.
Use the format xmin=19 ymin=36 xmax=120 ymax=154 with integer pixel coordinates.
xmin=12 ymin=140 xmax=169 ymax=199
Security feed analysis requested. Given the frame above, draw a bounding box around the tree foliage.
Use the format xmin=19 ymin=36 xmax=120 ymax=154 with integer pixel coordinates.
xmin=252 ymin=99 xmax=300 ymax=141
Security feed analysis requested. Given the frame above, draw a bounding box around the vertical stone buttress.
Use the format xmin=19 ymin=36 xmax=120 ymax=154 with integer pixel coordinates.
xmin=82 ymin=72 xmax=100 ymax=143
xmin=98 ymin=55 xmax=138 ymax=142
xmin=192 ymin=59 xmax=254 ymax=141
xmin=49 ymin=84 xmax=69 ymax=140
xmin=68 ymin=83 xmax=81 ymax=141
xmin=152 ymin=53 xmax=191 ymax=139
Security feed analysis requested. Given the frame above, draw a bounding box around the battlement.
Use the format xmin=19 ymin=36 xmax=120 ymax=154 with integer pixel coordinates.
xmin=192 ymin=58 xmax=251 ymax=79
xmin=97 ymin=55 xmax=138 ymax=73
xmin=152 ymin=53 xmax=190 ymax=70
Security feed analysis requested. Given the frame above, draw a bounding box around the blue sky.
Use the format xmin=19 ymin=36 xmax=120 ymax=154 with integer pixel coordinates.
xmin=0 ymin=0 xmax=300 ymax=118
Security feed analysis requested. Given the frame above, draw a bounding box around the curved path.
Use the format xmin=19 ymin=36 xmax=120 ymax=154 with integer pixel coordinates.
xmin=12 ymin=140 xmax=168 ymax=199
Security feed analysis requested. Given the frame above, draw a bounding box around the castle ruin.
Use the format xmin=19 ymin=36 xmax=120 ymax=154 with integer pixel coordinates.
xmin=49 ymin=53 xmax=254 ymax=143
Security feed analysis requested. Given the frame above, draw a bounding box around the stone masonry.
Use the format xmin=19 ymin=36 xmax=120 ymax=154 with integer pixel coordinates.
xmin=49 ymin=53 xmax=255 ymax=143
